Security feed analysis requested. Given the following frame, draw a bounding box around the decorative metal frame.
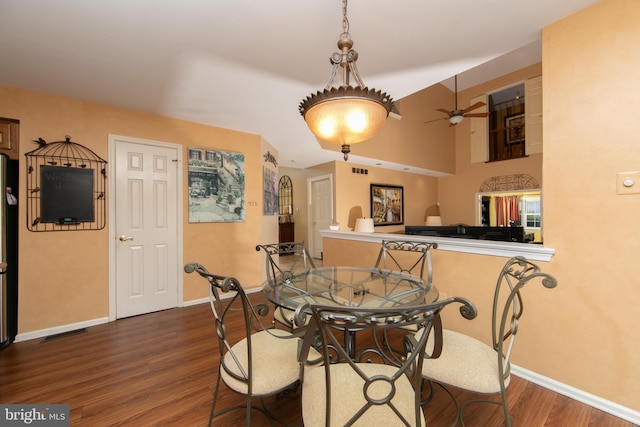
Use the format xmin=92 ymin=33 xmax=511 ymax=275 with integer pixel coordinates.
xmin=479 ymin=174 xmax=539 ymax=192
xmin=263 ymin=150 xmax=277 ymax=167
xmin=25 ymin=136 xmax=107 ymax=232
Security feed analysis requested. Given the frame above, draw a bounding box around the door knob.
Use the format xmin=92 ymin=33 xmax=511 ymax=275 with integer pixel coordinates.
xmin=119 ymin=235 xmax=134 ymax=242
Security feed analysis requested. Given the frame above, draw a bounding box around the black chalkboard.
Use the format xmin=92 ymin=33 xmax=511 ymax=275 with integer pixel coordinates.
xmin=40 ymin=165 xmax=94 ymax=224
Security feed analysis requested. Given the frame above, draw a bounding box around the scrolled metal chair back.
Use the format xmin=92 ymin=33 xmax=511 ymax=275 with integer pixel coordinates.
xmin=374 ymin=240 xmax=438 ymax=285
xmin=184 ymin=262 xmax=268 ymax=385
xmin=256 ymin=241 xmax=316 ymax=286
xmin=492 ymin=256 xmax=558 ymax=383
xmin=299 ymin=297 xmax=476 ymax=426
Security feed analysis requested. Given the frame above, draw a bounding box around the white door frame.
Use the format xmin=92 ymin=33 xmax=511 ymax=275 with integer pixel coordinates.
xmin=107 ymin=134 xmax=184 ymax=321
xmin=307 ymin=173 xmax=333 ymax=259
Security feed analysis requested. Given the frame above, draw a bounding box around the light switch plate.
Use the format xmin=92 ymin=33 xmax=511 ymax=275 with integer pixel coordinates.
xmin=617 ymin=171 xmax=640 ymax=195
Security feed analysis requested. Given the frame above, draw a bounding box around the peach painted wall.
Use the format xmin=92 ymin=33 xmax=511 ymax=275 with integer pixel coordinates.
xmin=438 ymin=63 xmax=544 ymax=227
xmin=332 ymin=160 xmax=439 ymax=233
xmin=323 ymin=0 xmax=640 ymax=412
xmin=0 ymin=85 xmax=265 ymax=334
xmin=540 ymin=0 xmax=640 ymax=409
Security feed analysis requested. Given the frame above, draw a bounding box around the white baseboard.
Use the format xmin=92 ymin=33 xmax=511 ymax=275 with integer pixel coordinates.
xmin=14 ymin=317 xmax=110 ymax=343
xmin=15 ymin=288 xmax=260 ymax=342
xmin=512 ymin=365 xmax=640 ymax=425
xmin=183 ymin=297 xmax=209 ymax=306
xmin=183 ymin=287 xmax=261 ymax=307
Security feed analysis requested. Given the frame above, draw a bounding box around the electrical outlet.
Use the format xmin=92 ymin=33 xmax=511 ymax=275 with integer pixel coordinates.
xmin=617 ymin=171 xmax=640 ymax=195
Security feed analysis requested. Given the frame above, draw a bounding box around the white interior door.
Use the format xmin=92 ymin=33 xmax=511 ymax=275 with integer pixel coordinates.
xmin=308 ymin=175 xmax=333 ymax=259
xmin=111 ymin=136 xmax=181 ymax=319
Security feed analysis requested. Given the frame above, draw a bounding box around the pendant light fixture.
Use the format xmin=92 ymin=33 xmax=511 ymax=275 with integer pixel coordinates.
xmin=299 ymin=0 xmax=394 ymax=161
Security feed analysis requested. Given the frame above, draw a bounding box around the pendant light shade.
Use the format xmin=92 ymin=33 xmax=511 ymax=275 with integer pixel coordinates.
xmin=299 ymin=0 xmax=394 ymax=160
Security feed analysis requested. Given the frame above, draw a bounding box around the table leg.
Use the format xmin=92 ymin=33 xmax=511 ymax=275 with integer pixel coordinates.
xmin=344 ymin=329 xmax=357 ymax=359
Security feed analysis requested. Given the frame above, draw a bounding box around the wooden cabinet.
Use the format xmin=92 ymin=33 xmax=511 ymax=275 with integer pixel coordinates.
xmin=279 ymin=222 xmax=295 ymax=244
xmin=0 ymin=120 xmax=19 ymax=160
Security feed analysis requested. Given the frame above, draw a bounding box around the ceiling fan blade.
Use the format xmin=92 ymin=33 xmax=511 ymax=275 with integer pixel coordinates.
xmin=464 ymin=112 xmax=491 ymax=118
xmin=435 ymin=108 xmax=452 ymax=115
xmin=462 ymin=101 xmax=486 ymax=114
xmin=424 ymin=117 xmax=447 ymax=124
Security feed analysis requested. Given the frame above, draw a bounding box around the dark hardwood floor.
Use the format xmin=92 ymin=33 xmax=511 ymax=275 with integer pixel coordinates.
xmin=0 ymin=293 xmax=634 ymax=426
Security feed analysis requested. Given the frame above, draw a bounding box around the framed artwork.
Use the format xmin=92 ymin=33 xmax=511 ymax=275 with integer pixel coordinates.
xmin=263 ymin=166 xmax=278 ymax=215
xmin=370 ymin=184 xmax=404 ymax=226
xmin=505 ymin=113 xmax=525 ymax=144
xmin=187 ymin=147 xmax=245 ymax=223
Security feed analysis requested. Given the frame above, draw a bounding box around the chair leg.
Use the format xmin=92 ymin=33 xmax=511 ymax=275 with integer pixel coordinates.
xmin=500 ymin=390 xmax=511 ymax=427
xmin=421 ymin=380 xmax=461 ymax=427
xmin=208 ymin=375 xmax=222 ymax=427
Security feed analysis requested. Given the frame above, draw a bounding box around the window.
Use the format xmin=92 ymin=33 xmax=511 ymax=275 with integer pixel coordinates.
xmin=520 ymin=197 xmax=541 ymax=229
xmin=469 ymin=75 xmax=542 ymax=164
xmin=477 ymin=190 xmax=542 ymax=242
xmin=488 ymin=83 xmax=525 ymax=161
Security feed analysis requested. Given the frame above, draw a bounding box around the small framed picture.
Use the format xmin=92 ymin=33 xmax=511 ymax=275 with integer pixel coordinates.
xmin=370 ymin=184 xmax=404 ymax=226
xmin=505 ymin=113 xmax=525 ymax=144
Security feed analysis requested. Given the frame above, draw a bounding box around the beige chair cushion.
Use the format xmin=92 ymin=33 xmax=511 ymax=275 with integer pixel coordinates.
xmin=417 ymin=328 xmax=509 ymax=394
xmin=220 ymin=328 xmax=304 ymax=396
xmin=302 ymin=363 xmax=425 ymax=427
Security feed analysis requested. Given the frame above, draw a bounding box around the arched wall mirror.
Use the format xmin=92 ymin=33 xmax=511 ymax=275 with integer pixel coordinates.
xmin=278 ymin=175 xmax=293 ymax=216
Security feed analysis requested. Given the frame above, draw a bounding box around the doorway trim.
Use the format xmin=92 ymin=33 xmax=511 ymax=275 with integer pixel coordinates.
xmin=307 ymin=173 xmax=333 ymax=259
xmin=107 ymin=134 xmax=184 ymax=321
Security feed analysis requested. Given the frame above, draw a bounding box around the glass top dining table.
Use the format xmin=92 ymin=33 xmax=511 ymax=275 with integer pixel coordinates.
xmin=261 ymin=266 xmax=439 ymax=315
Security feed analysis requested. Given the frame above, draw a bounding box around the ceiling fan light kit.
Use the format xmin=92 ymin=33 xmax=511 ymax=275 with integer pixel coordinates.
xmin=299 ymin=0 xmax=394 ymax=160
xmin=425 ymin=75 xmax=490 ymax=126
xmin=449 ymin=114 xmax=465 ymax=125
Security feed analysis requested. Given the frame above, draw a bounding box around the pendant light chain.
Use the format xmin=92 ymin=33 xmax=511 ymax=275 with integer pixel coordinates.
xmin=342 ymin=0 xmax=350 ymax=36
xmin=299 ymin=0 xmax=394 ymax=160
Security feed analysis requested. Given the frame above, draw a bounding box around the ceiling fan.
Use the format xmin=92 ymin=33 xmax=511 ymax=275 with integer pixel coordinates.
xmin=425 ymin=75 xmax=490 ymax=126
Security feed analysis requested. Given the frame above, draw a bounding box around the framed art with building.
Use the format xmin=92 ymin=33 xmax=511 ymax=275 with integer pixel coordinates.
xmin=370 ymin=184 xmax=404 ymax=226
xmin=187 ymin=147 xmax=245 ymax=223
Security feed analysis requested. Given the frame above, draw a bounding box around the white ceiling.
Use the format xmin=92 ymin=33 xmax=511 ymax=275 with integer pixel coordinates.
xmin=0 ymin=0 xmax=599 ymax=170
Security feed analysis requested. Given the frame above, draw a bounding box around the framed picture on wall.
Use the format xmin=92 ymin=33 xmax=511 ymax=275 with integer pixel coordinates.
xmin=263 ymin=166 xmax=278 ymax=215
xmin=370 ymin=184 xmax=404 ymax=226
xmin=187 ymin=147 xmax=245 ymax=223
xmin=505 ymin=113 xmax=525 ymax=144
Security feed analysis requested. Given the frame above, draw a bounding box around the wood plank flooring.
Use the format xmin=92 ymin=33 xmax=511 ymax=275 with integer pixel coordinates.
xmin=0 ymin=294 xmax=635 ymax=426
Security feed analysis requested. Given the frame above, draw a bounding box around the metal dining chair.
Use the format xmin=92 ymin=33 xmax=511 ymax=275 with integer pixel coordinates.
xmin=184 ymin=262 xmax=312 ymax=427
xmin=256 ymin=241 xmax=316 ymax=331
xmin=415 ymin=256 xmax=558 ymax=427
xmin=374 ymin=240 xmax=439 ymax=345
xmin=374 ymin=240 xmax=439 ymax=285
xmin=298 ymin=297 xmax=477 ymax=426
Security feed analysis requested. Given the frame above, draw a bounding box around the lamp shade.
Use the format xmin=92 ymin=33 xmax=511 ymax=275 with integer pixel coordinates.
xmin=425 ymin=216 xmax=443 ymax=226
xmin=354 ymin=218 xmax=375 ymax=233
xmin=302 ymin=89 xmax=391 ymax=146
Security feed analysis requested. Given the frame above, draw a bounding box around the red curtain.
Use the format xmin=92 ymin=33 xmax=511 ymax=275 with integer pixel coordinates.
xmin=495 ymin=196 xmax=520 ymax=227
